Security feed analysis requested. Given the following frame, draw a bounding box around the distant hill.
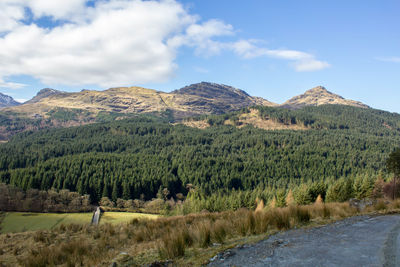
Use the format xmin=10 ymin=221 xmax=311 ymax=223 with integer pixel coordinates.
xmin=3 ymin=82 xmax=276 ymax=118
xmin=0 ymin=83 xmax=373 ymax=140
xmin=25 ymin=88 xmax=64 ymax=104
xmin=281 ymin=86 xmax=369 ymax=109
xmin=0 ymin=93 xmax=20 ymax=108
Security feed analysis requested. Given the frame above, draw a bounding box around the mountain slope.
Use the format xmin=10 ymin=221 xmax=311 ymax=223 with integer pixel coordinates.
xmin=282 ymin=86 xmax=369 ymax=109
xmin=5 ymin=82 xmax=276 ymax=118
xmin=25 ymin=88 xmax=64 ymax=104
xmin=0 ymin=93 xmax=20 ymax=108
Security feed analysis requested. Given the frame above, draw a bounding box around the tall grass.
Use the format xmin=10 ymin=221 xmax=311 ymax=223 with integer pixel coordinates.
xmin=11 ymin=200 xmax=397 ymax=266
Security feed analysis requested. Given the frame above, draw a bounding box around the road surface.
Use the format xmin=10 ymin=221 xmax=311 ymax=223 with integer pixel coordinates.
xmin=209 ymin=214 xmax=400 ymax=267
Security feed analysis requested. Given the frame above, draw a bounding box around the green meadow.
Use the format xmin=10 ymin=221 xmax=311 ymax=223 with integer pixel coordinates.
xmin=0 ymin=212 xmax=159 ymax=233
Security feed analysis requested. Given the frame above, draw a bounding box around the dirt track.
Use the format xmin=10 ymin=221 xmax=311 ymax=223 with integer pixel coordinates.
xmin=208 ymin=214 xmax=400 ymax=267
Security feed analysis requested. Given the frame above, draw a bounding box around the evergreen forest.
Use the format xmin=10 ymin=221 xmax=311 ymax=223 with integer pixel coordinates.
xmin=1 ymin=105 xmax=399 ymax=207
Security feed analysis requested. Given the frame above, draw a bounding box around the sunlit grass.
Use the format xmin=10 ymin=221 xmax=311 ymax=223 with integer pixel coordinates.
xmin=0 ymin=212 xmax=159 ymax=233
xmin=100 ymin=212 xmax=159 ymax=224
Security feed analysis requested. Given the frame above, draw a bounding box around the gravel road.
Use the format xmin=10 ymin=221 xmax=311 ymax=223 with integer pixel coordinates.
xmin=208 ymin=214 xmax=400 ymax=267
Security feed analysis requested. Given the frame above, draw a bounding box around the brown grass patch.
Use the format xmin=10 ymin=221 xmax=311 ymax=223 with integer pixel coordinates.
xmin=237 ymin=109 xmax=308 ymax=131
xmin=180 ymin=120 xmax=210 ymax=129
xmin=3 ymin=200 xmax=400 ymax=266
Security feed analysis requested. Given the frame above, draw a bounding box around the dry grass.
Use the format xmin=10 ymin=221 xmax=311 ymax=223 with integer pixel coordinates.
xmin=180 ymin=120 xmax=210 ymax=129
xmin=237 ymin=109 xmax=308 ymax=131
xmin=1 ymin=200 xmax=399 ymax=266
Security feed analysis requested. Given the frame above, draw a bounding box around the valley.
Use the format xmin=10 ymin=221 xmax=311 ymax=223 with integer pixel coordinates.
xmin=1 ymin=82 xmax=400 ymax=266
xmin=1 ymin=1 xmax=399 ymax=266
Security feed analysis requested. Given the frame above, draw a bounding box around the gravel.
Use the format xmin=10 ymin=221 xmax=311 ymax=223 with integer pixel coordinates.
xmin=208 ymin=214 xmax=400 ymax=267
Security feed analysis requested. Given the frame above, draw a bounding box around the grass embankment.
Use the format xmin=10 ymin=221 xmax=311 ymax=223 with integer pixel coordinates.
xmin=0 ymin=212 xmax=159 ymax=233
xmin=0 ymin=200 xmax=399 ymax=266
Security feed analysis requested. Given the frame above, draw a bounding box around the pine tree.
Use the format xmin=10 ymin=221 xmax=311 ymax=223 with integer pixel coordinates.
xmin=111 ymin=180 xmax=119 ymax=202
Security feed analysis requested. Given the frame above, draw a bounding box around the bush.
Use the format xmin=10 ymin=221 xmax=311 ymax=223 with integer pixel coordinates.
xmin=375 ymin=200 xmax=387 ymax=211
xmin=289 ymin=205 xmax=311 ymax=223
xmin=195 ymin=222 xmax=211 ymax=248
xmin=268 ymin=209 xmax=290 ymax=230
xmin=212 ymin=219 xmax=228 ymax=244
xmin=383 ymin=180 xmax=400 ymax=200
xmin=159 ymin=228 xmax=186 ymax=259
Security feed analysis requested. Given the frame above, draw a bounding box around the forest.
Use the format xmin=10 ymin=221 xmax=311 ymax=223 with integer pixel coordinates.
xmin=0 ymin=105 xmax=399 ymax=207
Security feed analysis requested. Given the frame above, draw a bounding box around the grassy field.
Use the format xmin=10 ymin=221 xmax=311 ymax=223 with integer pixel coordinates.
xmin=0 ymin=212 xmax=159 ymax=233
xmin=100 ymin=212 xmax=159 ymax=225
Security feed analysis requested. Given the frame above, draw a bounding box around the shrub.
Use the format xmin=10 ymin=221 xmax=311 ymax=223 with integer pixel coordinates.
xmin=195 ymin=222 xmax=211 ymax=248
xmin=212 ymin=219 xmax=228 ymax=244
xmin=383 ymin=180 xmax=400 ymax=200
xmin=254 ymin=211 xmax=269 ymax=234
xmin=311 ymin=203 xmax=331 ymax=219
xmin=268 ymin=209 xmax=290 ymax=230
xmin=159 ymin=229 xmax=186 ymax=259
xmin=375 ymin=200 xmax=387 ymax=211
xmin=289 ymin=205 xmax=311 ymax=224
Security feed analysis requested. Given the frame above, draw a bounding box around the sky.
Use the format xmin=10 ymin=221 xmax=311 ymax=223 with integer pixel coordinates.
xmin=0 ymin=0 xmax=399 ymax=112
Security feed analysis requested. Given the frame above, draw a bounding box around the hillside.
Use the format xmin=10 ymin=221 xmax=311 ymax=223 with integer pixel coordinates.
xmin=1 ymin=105 xmax=399 ymax=202
xmin=4 ymin=82 xmax=276 ymax=118
xmin=0 ymin=93 xmax=20 ymax=108
xmin=25 ymin=88 xmax=65 ymax=104
xmin=0 ymin=82 xmax=277 ymax=141
xmin=0 ymin=83 xmax=372 ymax=141
xmin=282 ymin=86 xmax=369 ymax=109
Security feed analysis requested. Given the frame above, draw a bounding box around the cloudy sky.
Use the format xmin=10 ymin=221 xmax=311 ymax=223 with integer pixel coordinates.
xmin=0 ymin=0 xmax=399 ymax=112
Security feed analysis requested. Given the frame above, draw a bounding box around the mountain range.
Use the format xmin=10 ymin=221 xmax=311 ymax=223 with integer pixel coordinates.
xmin=1 ymin=82 xmax=368 ymax=116
xmin=0 ymin=82 xmax=374 ymax=141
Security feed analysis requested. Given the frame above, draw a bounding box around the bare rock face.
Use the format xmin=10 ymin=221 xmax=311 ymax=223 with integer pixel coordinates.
xmin=282 ymin=86 xmax=369 ymax=109
xmin=0 ymin=92 xmax=20 ymax=108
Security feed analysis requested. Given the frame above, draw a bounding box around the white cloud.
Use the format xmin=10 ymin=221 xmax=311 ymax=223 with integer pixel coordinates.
xmin=28 ymin=0 xmax=87 ymax=21
xmin=0 ymin=79 xmax=26 ymax=89
xmin=292 ymin=60 xmax=331 ymax=72
xmin=168 ymin=19 xmax=234 ymax=56
xmin=0 ymin=0 xmax=330 ymax=89
xmin=376 ymin=57 xmax=400 ymax=63
xmin=0 ymin=1 xmax=25 ymax=32
xmin=231 ymin=40 xmax=330 ymax=71
xmin=0 ymin=0 xmax=196 ymax=87
xmin=14 ymin=98 xmax=28 ymax=103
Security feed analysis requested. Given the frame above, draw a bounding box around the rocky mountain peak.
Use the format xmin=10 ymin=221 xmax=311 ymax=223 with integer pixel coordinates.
xmin=282 ymin=86 xmax=369 ymax=109
xmin=26 ymin=88 xmax=64 ymax=104
xmin=0 ymin=92 xmax=20 ymax=108
xmin=173 ymin=82 xmax=250 ymax=99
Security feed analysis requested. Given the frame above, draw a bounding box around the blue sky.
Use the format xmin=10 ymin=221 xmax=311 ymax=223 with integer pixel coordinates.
xmin=0 ymin=0 xmax=399 ymax=112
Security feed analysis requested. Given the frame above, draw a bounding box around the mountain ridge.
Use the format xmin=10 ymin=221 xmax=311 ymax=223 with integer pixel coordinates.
xmin=0 ymin=92 xmax=20 ymax=108
xmin=3 ymin=83 xmax=369 ymax=118
xmin=3 ymin=82 xmax=278 ymax=118
xmin=0 ymin=82 xmax=374 ymax=141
